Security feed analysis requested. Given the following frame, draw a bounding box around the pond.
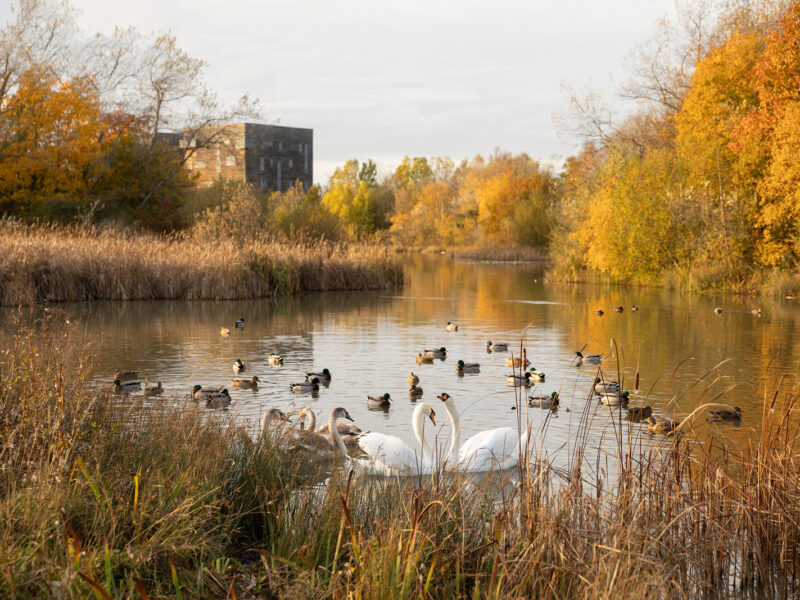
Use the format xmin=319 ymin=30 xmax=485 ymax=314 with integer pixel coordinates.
xmin=6 ymin=254 xmax=797 ymax=471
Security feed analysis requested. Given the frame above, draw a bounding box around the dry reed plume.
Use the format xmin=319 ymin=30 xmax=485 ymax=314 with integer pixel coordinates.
xmin=2 ymin=313 xmax=800 ymax=598
xmin=0 ymin=220 xmax=402 ymax=305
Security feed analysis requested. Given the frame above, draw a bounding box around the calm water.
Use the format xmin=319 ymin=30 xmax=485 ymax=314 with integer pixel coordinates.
xmin=5 ymin=255 xmax=799 ymax=469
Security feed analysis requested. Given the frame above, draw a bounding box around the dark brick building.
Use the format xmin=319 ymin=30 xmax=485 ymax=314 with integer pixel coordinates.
xmin=184 ymin=123 xmax=313 ymax=191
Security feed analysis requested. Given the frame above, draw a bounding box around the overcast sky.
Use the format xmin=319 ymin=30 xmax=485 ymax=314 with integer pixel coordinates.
xmin=3 ymin=0 xmax=676 ymax=183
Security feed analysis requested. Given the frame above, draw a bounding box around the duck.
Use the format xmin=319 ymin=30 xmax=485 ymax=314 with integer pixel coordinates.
xmin=506 ymin=348 xmax=530 ymax=368
xmin=486 ymin=341 xmax=508 ymax=352
xmin=528 ymin=367 xmax=545 ymax=382
xmin=416 ymin=352 xmax=434 ymax=365
xmin=599 ymin=390 xmax=630 ymax=407
xmin=114 ymin=379 xmax=142 ymax=393
xmin=191 ymin=384 xmax=223 ymax=401
xmin=446 ymin=321 xmax=459 ymax=332
xmin=424 ymin=347 xmax=447 ymax=359
xmin=593 ymin=377 xmax=620 ymax=396
xmin=615 ymin=306 xmax=624 ymax=313
xmin=268 ymin=353 xmax=284 ymax=366
xmin=205 ymin=389 xmax=231 ymax=409
xmin=306 ymin=368 xmax=332 ymax=382
xmin=707 ymin=406 xmax=743 ymax=422
xmin=220 ymin=327 xmax=231 ymax=337
xmin=507 ymin=371 xmax=533 ymax=387
xmin=408 ymin=371 xmax=420 ymax=386
xmin=408 ymin=384 xmax=424 ymax=398
xmin=456 ymin=360 xmax=480 ymax=373
xmin=575 ymin=351 xmax=602 ymax=366
xmin=233 ymin=358 xmax=245 ymax=373
xmin=595 ymin=310 xmax=604 ymax=316
xmin=231 ymin=375 xmax=260 ymax=389
xmin=368 ymin=393 xmax=392 ymax=409
xmin=713 ymin=307 xmax=723 ymax=315
xmin=646 ymin=416 xmax=677 ymax=435
xmin=290 ymin=378 xmax=320 ymax=393
xmin=143 ymin=381 xmax=163 ymax=395
xmin=114 ymin=369 xmax=138 ymax=381
xmin=751 ymin=308 xmax=762 ymax=317
xmin=234 ymin=317 xmax=245 ymax=329
xmin=528 ymin=391 xmax=560 ymax=409
xmin=631 ymin=305 xmax=639 ymax=312
xmin=626 ymin=405 xmax=652 ymax=421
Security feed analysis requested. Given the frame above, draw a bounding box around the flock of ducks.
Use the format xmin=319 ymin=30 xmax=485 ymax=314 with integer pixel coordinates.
xmin=110 ymin=316 xmax=747 ymax=474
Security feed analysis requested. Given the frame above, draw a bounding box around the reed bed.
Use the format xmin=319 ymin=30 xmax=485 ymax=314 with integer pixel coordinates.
xmin=0 ymin=220 xmax=403 ymax=305
xmin=2 ymin=313 xmax=800 ymax=598
xmin=452 ymin=245 xmax=549 ymax=263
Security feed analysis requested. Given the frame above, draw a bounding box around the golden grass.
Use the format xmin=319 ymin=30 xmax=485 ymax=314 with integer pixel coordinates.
xmin=3 ymin=313 xmax=800 ymax=598
xmin=0 ymin=220 xmax=402 ymax=305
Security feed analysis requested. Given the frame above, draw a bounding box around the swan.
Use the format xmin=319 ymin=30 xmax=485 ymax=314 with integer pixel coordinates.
xmin=437 ymin=392 xmax=528 ymax=472
xmin=356 ymin=403 xmax=439 ymax=475
xmin=260 ymin=408 xmax=288 ymax=438
xmin=289 ymin=407 xmax=355 ymax=456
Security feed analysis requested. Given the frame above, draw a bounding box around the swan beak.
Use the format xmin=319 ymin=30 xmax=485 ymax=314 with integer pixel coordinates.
xmin=429 ymin=410 xmax=436 ymax=426
xmin=345 ymin=411 xmax=354 ymax=422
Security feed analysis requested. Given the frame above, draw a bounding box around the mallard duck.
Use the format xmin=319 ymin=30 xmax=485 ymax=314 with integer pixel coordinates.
xmin=233 ymin=358 xmax=245 ymax=373
xmin=114 ymin=379 xmax=142 ymax=393
xmin=368 ymin=393 xmax=391 ymax=408
xmin=506 ymin=348 xmax=530 ymax=368
xmin=290 ymin=378 xmax=319 ymax=392
xmin=528 ymin=367 xmax=545 ymax=382
xmin=231 ymin=375 xmax=260 ymax=389
xmin=192 ymin=384 xmax=222 ymax=401
xmin=600 ymin=390 xmax=629 ymax=407
xmin=408 ymin=371 xmax=419 ymax=386
xmin=614 ymin=306 xmax=623 ymax=313
xmin=268 ymin=354 xmax=284 ymax=366
xmin=143 ymin=381 xmax=163 ymax=395
xmin=646 ymin=416 xmax=677 ymax=435
xmin=235 ymin=317 xmax=245 ymax=329
xmin=114 ymin=369 xmax=138 ymax=381
xmin=446 ymin=321 xmax=459 ymax=332
xmin=595 ymin=310 xmax=604 ymax=316
xmin=528 ymin=391 xmax=560 ymax=409
xmin=456 ymin=360 xmax=480 ymax=373
xmin=708 ymin=406 xmax=742 ymax=422
xmin=306 ymin=368 xmax=331 ymax=382
xmin=205 ymin=389 xmax=231 ymax=409
xmin=593 ymin=377 xmax=620 ymax=396
xmin=486 ymin=341 xmax=508 ymax=352
xmin=416 ymin=352 xmax=434 ymax=365
xmin=424 ymin=347 xmax=447 ymax=359
xmin=751 ymin=308 xmax=762 ymax=317
xmin=714 ymin=307 xmax=723 ymax=315
xmin=631 ymin=305 xmax=639 ymax=312
xmin=575 ymin=351 xmax=602 ymax=366
xmin=626 ymin=405 xmax=652 ymax=421
xmin=507 ymin=371 xmax=532 ymax=387
xmin=220 ymin=327 xmax=231 ymax=337
xmin=408 ymin=384 xmax=424 ymax=398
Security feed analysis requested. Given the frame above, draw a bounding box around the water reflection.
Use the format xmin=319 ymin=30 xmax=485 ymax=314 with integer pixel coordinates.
xmin=2 ymin=255 xmax=798 ymax=472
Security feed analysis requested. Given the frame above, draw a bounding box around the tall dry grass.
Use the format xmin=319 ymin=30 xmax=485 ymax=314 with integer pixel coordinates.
xmin=2 ymin=313 xmax=800 ymax=598
xmin=0 ymin=220 xmax=402 ymax=305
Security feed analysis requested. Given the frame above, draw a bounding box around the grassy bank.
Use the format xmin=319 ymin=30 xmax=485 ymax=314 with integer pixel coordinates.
xmin=2 ymin=315 xmax=800 ymax=598
xmin=0 ymin=221 xmax=402 ymax=306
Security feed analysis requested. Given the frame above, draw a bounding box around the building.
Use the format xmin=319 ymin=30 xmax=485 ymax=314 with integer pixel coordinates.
xmin=184 ymin=123 xmax=313 ymax=192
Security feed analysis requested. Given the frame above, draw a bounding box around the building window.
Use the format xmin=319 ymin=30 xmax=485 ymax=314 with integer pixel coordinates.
xmin=278 ymin=141 xmax=283 ymax=151
xmin=298 ymin=143 xmax=302 ymax=152
xmin=259 ymin=157 xmax=265 ymax=172
xmin=226 ymin=156 xmax=236 ymax=167
xmin=288 ymin=159 xmax=293 ymax=168
xmin=270 ymin=158 xmax=274 ymax=168
xmin=277 ymin=161 xmax=282 ymax=191
xmin=304 ymin=145 xmax=309 ymax=173
xmin=260 ymin=178 xmax=268 ymax=189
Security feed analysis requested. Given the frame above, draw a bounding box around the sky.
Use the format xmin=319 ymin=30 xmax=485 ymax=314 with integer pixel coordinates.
xmin=1 ymin=0 xmax=676 ymax=183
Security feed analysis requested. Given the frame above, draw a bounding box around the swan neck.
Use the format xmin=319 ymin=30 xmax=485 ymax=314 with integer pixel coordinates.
xmin=442 ymin=399 xmax=462 ymax=462
xmin=306 ymin=409 xmax=317 ymax=432
xmin=328 ymin=411 xmax=347 ymax=455
xmin=411 ymin=406 xmax=434 ymax=463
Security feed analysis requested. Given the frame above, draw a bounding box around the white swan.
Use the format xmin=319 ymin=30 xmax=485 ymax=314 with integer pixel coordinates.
xmin=437 ymin=392 xmax=528 ymax=472
xmin=356 ymin=403 xmax=438 ymax=475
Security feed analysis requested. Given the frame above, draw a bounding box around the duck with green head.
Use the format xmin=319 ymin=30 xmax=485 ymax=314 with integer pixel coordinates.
xmin=456 ymin=360 xmax=480 ymax=373
xmin=528 ymin=391 xmax=559 ymax=409
xmin=368 ymin=393 xmax=391 ymax=408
